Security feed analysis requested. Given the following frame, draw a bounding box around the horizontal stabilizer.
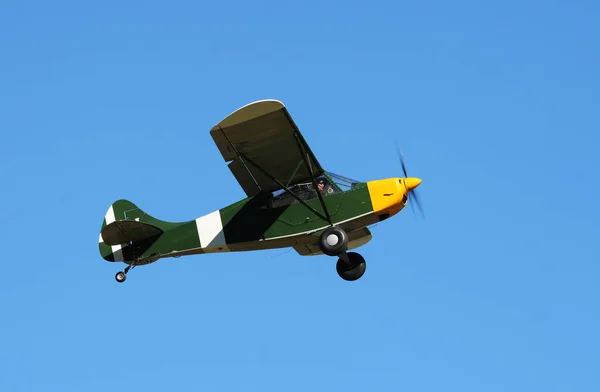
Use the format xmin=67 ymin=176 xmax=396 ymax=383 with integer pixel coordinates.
xmin=101 ymin=220 xmax=164 ymax=246
xmin=99 ymin=199 xmax=181 ymax=263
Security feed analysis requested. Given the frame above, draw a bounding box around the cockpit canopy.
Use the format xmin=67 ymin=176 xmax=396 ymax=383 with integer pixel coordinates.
xmin=271 ymin=171 xmax=361 ymax=208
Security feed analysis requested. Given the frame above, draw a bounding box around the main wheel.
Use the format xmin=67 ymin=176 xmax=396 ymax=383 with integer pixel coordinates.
xmin=115 ymin=271 xmax=127 ymax=283
xmin=336 ymin=252 xmax=366 ymax=281
xmin=318 ymin=226 xmax=349 ymax=256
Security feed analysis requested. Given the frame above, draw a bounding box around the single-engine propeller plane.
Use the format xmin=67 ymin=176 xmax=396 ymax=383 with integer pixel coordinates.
xmin=99 ymin=99 xmax=423 ymax=282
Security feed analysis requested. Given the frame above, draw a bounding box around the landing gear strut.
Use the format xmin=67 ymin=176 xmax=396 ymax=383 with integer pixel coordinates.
xmin=318 ymin=226 xmax=367 ymax=281
xmin=115 ymin=261 xmax=137 ymax=283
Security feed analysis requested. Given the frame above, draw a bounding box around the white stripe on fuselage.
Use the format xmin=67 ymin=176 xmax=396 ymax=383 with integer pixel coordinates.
xmin=162 ymin=211 xmax=377 ymax=258
xmin=195 ymin=210 xmax=229 ymax=252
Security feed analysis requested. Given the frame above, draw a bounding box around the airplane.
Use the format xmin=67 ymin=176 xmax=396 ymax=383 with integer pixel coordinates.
xmin=98 ymin=99 xmax=423 ymax=283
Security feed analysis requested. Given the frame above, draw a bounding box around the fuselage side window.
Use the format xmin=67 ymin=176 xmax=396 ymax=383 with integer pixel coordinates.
xmin=269 ymin=172 xmax=361 ymax=208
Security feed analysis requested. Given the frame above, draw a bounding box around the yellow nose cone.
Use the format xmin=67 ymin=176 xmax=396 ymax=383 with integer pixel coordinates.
xmin=366 ymin=178 xmax=403 ymax=215
xmin=404 ymin=178 xmax=422 ymax=191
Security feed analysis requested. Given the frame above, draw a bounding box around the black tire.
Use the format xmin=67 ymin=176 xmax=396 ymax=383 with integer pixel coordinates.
xmin=336 ymin=252 xmax=366 ymax=281
xmin=318 ymin=226 xmax=349 ymax=256
xmin=115 ymin=271 xmax=127 ymax=283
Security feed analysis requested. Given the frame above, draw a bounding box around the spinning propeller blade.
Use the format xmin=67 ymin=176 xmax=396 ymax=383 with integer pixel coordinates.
xmin=395 ymin=142 xmax=408 ymax=178
xmin=395 ymin=142 xmax=424 ymax=218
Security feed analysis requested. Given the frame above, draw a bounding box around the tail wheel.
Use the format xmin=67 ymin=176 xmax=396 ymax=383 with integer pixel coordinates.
xmin=336 ymin=252 xmax=366 ymax=281
xmin=318 ymin=226 xmax=349 ymax=256
xmin=115 ymin=271 xmax=127 ymax=283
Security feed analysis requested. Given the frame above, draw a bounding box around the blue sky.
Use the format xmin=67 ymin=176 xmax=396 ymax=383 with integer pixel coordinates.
xmin=1 ymin=0 xmax=599 ymax=390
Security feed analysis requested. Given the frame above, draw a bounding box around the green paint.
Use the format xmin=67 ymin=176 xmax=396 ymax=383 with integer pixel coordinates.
xmin=99 ymin=182 xmax=376 ymax=264
xmin=142 ymin=220 xmax=202 ymax=258
xmin=98 ymin=199 xmax=195 ymax=262
xmin=221 ymin=184 xmax=372 ymax=243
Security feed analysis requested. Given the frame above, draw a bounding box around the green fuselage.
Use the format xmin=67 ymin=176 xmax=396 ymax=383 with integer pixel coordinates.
xmin=99 ymin=182 xmax=383 ymax=265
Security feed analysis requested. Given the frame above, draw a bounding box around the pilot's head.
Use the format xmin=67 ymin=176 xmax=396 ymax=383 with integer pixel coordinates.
xmin=317 ymin=179 xmax=325 ymax=191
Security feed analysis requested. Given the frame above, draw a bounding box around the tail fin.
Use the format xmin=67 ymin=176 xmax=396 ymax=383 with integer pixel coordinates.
xmin=98 ymin=199 xmax=178 ymax=262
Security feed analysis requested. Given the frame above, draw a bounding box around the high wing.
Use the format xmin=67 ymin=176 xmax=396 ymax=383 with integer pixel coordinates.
xmin=210 ymin=100 xmax=324 ymax=198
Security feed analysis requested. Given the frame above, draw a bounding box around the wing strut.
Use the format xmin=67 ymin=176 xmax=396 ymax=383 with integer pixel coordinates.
xmin=238 ymin=152 xmax=331 ymax=223
xmin=218 ymin=125 xmax=332 ymax=224
xmin=292 ymin=131 xmax=333 ymax=226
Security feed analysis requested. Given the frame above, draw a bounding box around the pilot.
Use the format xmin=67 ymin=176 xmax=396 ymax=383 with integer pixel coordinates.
xmin=317 ymin=180 xmax=325 ymax=192
xmin=317 ymin=178 xmax=334 ymax=195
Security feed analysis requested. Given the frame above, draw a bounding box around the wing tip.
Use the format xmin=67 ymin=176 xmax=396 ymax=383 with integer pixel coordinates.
xmin=210 ymin=99 xmax=286 ymax=132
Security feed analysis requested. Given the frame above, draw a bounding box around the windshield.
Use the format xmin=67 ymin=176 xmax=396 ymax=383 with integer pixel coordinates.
xmin=324 ymin=171 xmax=361 ymax=191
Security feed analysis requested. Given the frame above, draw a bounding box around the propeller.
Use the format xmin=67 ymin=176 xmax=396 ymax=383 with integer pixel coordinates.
xmin=395 ymin=142 xmax=424 ymax=218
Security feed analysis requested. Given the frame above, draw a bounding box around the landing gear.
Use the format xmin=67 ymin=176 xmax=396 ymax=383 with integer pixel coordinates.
xmin=336 ymin=252 xmax=366 ymax=281
xmin=115 ymin=262 xmax=136 ymax=283
xmin=319 ymin=226 xmax=367 ymax=281
xmin=318 ymin=226 xmax=349 ymax=256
